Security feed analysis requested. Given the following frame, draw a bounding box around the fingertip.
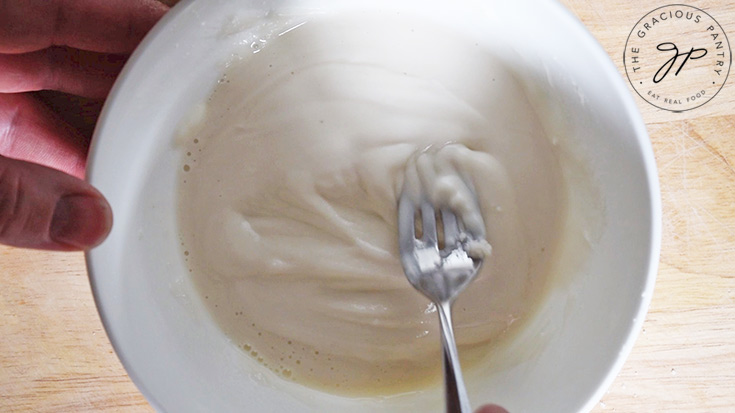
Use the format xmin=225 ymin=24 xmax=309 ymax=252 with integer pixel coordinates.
xmin=50 ymin=192 xmax=113 ymax=250
xmin=475 ymin=405 xmax=510 ymax=413
xmin=0 ymin=148 xmax=112 ymax=251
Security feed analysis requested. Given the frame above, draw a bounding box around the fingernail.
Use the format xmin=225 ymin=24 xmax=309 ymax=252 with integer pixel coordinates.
xmin=50 ymin=194 xmax=113 ymax=250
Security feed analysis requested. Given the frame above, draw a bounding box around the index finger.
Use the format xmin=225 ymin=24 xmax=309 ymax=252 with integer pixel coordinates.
xmin=0 ymin=0 xmax=169 ymax=54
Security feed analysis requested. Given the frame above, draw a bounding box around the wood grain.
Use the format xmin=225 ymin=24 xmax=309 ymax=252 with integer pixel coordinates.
xmin=1 ymin=1 xmax=735 ymax=412
xmin=561 ymin=1 xmax=735 ymax=411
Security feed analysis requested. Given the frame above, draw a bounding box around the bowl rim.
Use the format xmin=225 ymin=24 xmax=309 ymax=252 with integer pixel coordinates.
xmin=547 ymin=3 xmax=661 ymax=413
xmin=84 ymin=1 xmax=201 ymax=410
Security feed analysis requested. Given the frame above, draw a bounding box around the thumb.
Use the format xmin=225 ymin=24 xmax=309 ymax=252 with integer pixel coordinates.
xmin=0 ymin=154 xmax=112 ymax=250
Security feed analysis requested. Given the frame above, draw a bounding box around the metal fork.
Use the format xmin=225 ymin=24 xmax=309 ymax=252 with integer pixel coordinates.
xmin=397 ymin=190 xmax=485 ymax=413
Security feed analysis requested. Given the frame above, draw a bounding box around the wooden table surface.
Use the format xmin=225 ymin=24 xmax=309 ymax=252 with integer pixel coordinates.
xmin=2 ymin=1 xmax=734 ymax=412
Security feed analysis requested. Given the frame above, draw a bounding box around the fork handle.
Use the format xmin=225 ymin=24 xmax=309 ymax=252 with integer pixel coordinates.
xmin=437 ymin=301 xmax=472 ymax=413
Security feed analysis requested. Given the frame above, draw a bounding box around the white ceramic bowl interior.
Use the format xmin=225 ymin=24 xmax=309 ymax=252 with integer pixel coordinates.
xmin=86 ymin=0 xmax=661 ymax=412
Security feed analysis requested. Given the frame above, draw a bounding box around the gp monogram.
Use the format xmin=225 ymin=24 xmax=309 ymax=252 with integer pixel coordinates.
xmin=624 ymin=4 xmax=731 ymax=112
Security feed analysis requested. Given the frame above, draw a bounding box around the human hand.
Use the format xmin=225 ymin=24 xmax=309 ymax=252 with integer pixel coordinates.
xmin=476 ymin=404 xmax=509 ymax=413
xmin=0 ymin=0 xmax=168 ymax=250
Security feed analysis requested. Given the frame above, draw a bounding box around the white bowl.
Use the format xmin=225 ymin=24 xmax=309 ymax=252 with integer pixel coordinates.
xmin=86 ymin=0 xmax=661 ymax=411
